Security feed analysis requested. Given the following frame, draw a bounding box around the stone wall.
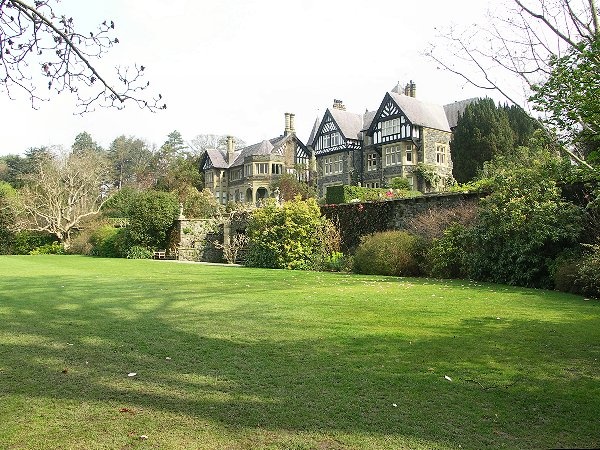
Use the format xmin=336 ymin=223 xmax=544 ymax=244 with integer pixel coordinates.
xmin=321 ymin=192 xmax=481 ymax=252
xmin=175 ymin=218 xmax=223 ymax=262
xmin=174 ymin=193 xmax=481 ymax=260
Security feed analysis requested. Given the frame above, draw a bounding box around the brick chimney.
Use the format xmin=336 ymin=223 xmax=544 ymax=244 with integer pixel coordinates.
xmin=289 ymin=113 xmax=296 ymax=135
xmin=226 ymin=135 xmax=235 ymax=163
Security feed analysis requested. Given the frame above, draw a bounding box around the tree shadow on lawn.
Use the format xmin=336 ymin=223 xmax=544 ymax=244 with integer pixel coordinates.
xmin=1 ymin=274 xmax=599 ymax=449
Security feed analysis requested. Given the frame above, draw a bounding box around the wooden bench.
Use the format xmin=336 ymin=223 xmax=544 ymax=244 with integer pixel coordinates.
xmin=153 ymin=250 xmax=166 ymax=259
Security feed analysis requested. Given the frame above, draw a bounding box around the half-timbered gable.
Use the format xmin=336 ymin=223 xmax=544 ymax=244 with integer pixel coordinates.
xmin=367 ymin=92 xmax=450 ymax=146
xmin=309 ymin=81 xmax=457 ymax=196
xmin=311 ymin=102 xmax=375 ymax=197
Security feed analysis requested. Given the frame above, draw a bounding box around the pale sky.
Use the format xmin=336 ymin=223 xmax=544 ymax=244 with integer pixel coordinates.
xmin=1 ymin=0 xmax=494 ymax=155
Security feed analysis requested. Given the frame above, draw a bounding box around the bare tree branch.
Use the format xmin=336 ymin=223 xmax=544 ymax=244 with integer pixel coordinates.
xmin=0 ymin=0 xmax=166 ymax=112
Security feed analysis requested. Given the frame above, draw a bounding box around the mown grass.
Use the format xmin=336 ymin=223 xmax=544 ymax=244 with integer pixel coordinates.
xmin=0 ymin=255 xmax=598 ymax=449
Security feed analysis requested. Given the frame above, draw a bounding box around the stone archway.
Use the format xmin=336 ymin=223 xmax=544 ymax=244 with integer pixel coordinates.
xmin=256 ymin=187 xmax=268 ymax=201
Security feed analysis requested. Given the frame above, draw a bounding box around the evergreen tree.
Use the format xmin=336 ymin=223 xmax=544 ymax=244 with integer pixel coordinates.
xmin=451 ymin=98 xmax=515 ymax=183
xmin=503 ymin=104 xmax=539 ymax=147
xmin=72 ymin=131 xmax=103 ymax=154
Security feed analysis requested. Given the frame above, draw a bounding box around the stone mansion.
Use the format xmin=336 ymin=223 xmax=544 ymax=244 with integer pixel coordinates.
xmin=202 ymin=81 xmax=466 ymax=203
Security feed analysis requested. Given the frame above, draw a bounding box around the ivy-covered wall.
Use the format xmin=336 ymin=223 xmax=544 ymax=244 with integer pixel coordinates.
xmin=321 ymin=192 xmax=480 ymax=252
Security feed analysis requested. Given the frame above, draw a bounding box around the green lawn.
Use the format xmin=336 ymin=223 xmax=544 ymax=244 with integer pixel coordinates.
xmin=0 ymin=255 xmax=598 ymax=449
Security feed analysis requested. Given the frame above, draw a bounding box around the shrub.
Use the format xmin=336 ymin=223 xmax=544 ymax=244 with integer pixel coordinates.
xmin=101 ymin=186 xmax=139 ymax=218
xmin=352 ymin=230 xmax=424 ymax=277
xmin=577 ymin=244 xmax=600 ymax=298
xmin=182 ymin=187 xmax=222 ymax=218
xmin=426 ymin=223 xmax=469 ymax=279
xmin=90 ymin=225 xmax=128 ymax=258
xmin=405 ymin=200 xmax=478 ymax=241
xmin=245 ymin=197 xmax=335 ymax=270
xmin=12 ymin=231 xmax=55 ymax=255
xmin=388 ymin=177 xmax=411 ymax=190
xmin=553 ymin=260 xmax=581 ymax=294
xmin=321 ymin=251 xmax=350 ymax=272
xmin=127 ymin=190 xmax=179 ymax=249
xmin=464 ymin=145 xmax=585 ymax=288
xmin=29 ymin=242 xmax=65 ymax=255
xmin=126 ymin=245 xmax=154 ymax=259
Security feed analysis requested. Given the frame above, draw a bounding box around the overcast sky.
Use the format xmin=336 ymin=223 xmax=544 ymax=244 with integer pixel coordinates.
xmin=1 ymin=0 xmax=495 ymax=155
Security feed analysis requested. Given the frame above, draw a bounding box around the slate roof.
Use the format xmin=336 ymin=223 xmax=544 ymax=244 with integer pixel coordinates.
xmin=307 ymin=116 xmax=321 ymax=147
xmin=206 ymin=134 xmax=302 ymax=169
xmin=388 ymin=92 xmax=451 ymax=132
xmin=443 ymin=98 xmax=478 ymax=129
xmin=329 ymin=109 xmax=365 ymax=141
xmin=205 ymin=148 xmax=228 ymax=169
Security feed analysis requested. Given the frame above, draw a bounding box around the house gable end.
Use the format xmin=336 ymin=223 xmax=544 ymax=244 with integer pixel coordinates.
xmin=367 ymin=93 xmax=412 ymax=136
xmin=313 ymin=110 xmax=349 ymax=156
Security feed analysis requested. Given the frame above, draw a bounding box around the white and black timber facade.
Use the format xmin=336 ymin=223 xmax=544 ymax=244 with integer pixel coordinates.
xmin=308 ymin=82 xmax=454 ymax=197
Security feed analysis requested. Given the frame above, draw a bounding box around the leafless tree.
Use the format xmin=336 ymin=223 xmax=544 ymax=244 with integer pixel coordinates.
xmin=0 ymin=0 xmax=165 ymax=112
xmin=427 ymin=0 xmax=598 ymax=106
xmin=15 ymin=149 xmax=112 ymax=247
xmin=189 ymin=134 xmax=247 ymax=156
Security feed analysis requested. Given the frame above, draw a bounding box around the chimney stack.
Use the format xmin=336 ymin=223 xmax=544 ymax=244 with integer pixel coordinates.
xmin=289 ymin=113 xmax=296 ymax=135
xmin=284 ymin=113 xmax=291 ymax=135
xmin=404 ymin=80 xmax=417 ymax=98
xmin=333 ymin=99 xmax=346 ymax=111
xmin=226 ymin=135 xmax=235 ymax=163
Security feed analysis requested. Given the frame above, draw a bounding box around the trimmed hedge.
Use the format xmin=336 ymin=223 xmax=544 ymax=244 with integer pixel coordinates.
xmin=326 ymin=185 xmax=421 ymax=205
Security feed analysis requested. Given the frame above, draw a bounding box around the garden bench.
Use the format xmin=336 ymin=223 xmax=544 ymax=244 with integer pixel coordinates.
xmin=153 ymin=250 xmax=166 ymax=259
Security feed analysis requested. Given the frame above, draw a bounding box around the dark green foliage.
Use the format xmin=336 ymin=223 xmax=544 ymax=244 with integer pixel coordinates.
xmin=126 ymin=190 xmax=178 ymax=250
xmin=451 ymin=98 xmax=515 ymax=183
xmin=90 ymin=225 xmax=128 ymax=258
xmin=11 ymin=231 xmax=55 ymax=255
xmin=576 ymin=245 xmax=600 ymax=298
xmin=245 ymin=198 xmax=333 ymax=270
xmin=426 ymin=224 xmax=469 ymax=279
xmin=503 ymin=104 xmax=540 ymax=147
xmin=553 ymin=260 xmax=581 ymax=294
xmin=352 ymin=230 xmax=424 ymax=277
xmin=71 ymin=131 xmax=103 ymax=154
xmin=0 ymin=182 xmax=16 ymax=253
xmin=389 ymin=177 xmax=411 ymax=190
xmin=101 ymin=186 xmax=139 ymax=218
xmin=321 ymin=201 xmax=395 ymax=253
xmin=325 ymin=185 xmax=345 ymax=204
xmin=465 ymin=146 xmax=584 ymax=288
